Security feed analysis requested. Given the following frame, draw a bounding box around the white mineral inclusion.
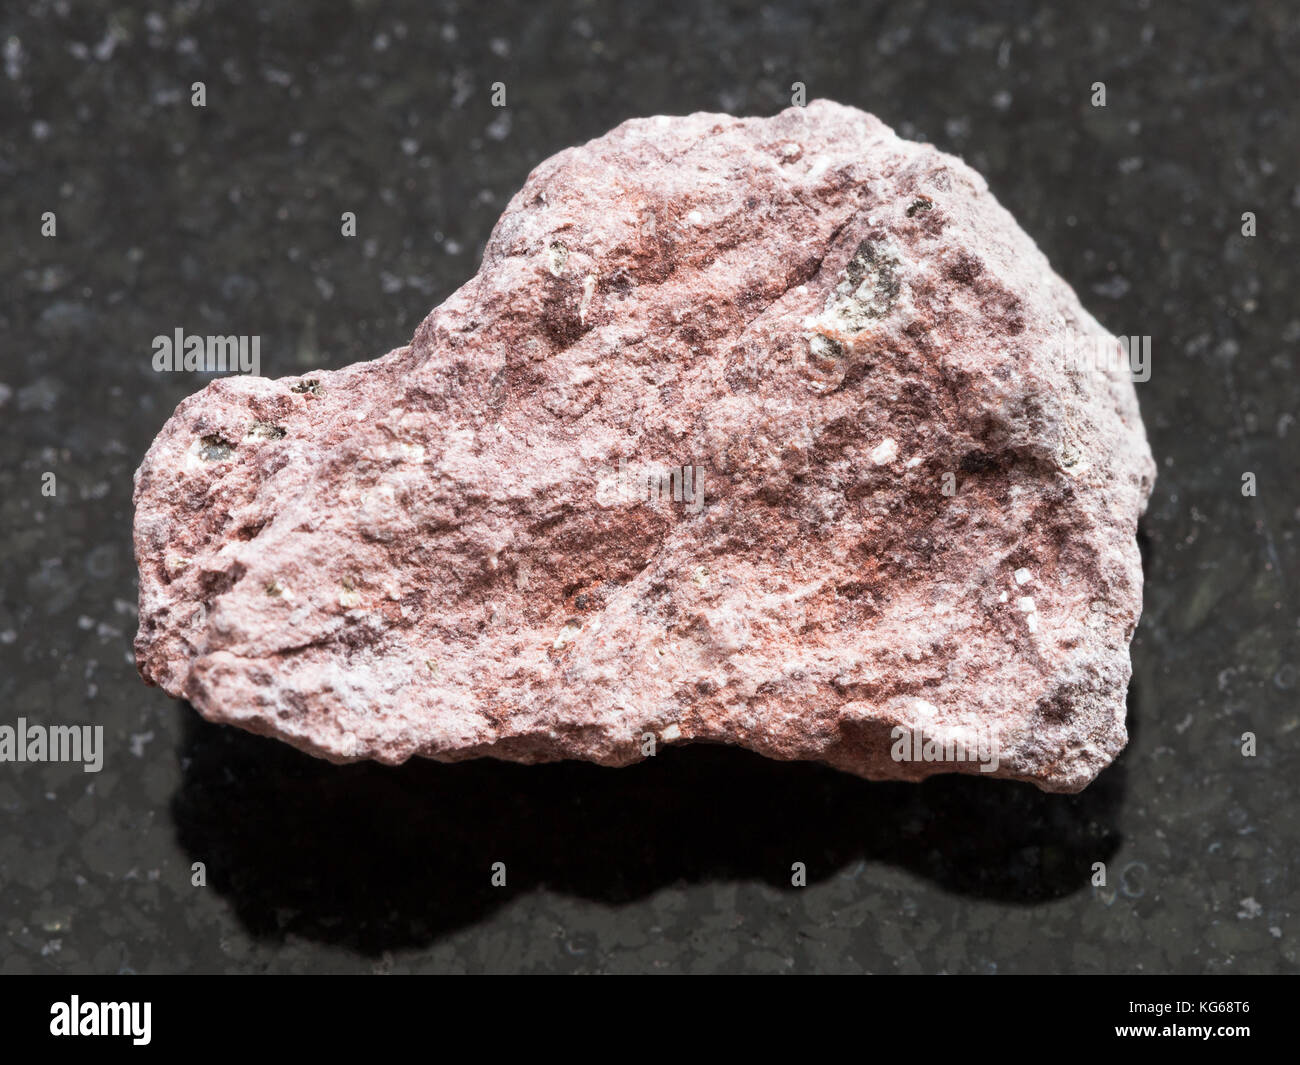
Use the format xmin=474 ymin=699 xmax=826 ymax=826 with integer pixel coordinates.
xmin=870 ymin=438 xmax=898 ymax=465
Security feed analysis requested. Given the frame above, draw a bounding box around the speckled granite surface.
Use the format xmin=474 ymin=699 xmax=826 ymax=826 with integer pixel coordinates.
xmin=1 ymin=0 xmax=1295 ymax=973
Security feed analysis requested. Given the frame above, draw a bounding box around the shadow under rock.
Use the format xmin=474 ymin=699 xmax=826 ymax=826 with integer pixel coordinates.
xmin=171 ymin=688 xmax=1132 ymax=955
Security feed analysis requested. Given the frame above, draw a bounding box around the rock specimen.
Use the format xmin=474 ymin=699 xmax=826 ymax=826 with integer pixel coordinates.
xmin=134 ymin=100 xmax=1155 ymax=793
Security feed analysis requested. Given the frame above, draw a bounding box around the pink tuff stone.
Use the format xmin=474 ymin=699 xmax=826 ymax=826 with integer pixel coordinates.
xmin=133 ymin=100 xmax=1155 ymax=792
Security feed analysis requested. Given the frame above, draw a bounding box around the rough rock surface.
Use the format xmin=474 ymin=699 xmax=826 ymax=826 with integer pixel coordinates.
xmin=133 ymin=100 xmax=1155 ymax=793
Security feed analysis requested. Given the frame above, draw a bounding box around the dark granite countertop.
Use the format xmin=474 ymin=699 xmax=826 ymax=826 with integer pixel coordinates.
xmin=0 ymin=0 xmax=1295 ymax=973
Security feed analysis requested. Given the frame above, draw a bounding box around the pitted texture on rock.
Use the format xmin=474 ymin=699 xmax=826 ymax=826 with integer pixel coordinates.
xmin=133 ymin=101 xmax=1155 ymax=792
